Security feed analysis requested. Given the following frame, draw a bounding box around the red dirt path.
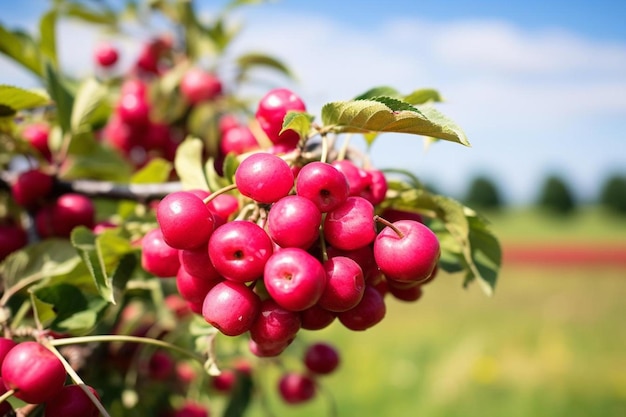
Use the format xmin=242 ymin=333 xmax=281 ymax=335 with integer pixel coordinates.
xmin=502 ymin=243 xmax=626 ymax=266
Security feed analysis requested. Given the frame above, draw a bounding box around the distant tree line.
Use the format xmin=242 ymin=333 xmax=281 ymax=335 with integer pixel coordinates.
xmin=461 ymin=173 xmax=626 ymax=215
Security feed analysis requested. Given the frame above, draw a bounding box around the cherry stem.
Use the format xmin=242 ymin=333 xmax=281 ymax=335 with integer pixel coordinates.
xmin=320 ymin=133 xmax=329 ymax=164
xmin=0 ymin=388 xmax=15 ymax=405
xmin=203 ymin=183 xmax=238 ymax=205
xmin=41 ymin=340 xmax=112 ymax=417
xmin=49 ymin=334 xmax=205 ymax=364
xmin=373 ymin=215 xmax=404 ymax=238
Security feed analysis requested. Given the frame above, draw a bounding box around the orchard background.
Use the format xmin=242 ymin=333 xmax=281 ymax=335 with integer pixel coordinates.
xmin=0 ymin=1 xmax=625 ymax=417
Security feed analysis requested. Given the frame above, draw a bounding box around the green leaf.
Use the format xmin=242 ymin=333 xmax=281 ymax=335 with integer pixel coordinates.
xmin=0 ymin=240 xmax=82 ymax=292
xmin=62 ymin=2 xmax=119 ymax=26
xmin=0 ymin=25 xmax=43 ymax=77
xmin=45 ymin=63 xmax=74 ymax=134
xmin=62 ymin=138 xmax=132 ymax=182
xmin=70 ymin=226 xmax=135 ymax=304
xmin=280 ymin=111 xmax=314 ymax=140
xmin=70 ymin=78 xmax=108 ymax=133
xmin=39 ymin=10 xmax=58 ymax=67
xmin=235 ymin=52 xmax=294 ymax=81
xmin=221 ymin=153 xmax=240 ymax=185
xmin=131 ymin=158 xmax=172 ymax=184
xmin=0 ymin=85 xmax=50 ymax=117
xmin=33 ymin=283 xmax=108 ymax=334
xmin=175 ymin=137 xmax=209 ymax=191
xmin=353 ymin=86 xmax=401 ymax=101
xmin=465 ymin=213 xmax=502 ymax=294
xmin=321 ymin=99 xmax=470 ymax=146
xmin=403 ymin=88 xmax=443 ymax=105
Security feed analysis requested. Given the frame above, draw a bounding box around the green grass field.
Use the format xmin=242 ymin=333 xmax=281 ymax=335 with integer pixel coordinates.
xmin=234 ymin=208 xmax=626 ymax=417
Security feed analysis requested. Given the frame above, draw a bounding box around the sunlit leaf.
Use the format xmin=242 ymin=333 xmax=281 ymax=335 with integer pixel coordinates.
xmin=39 ymin=10 xmax=58 ymax=67
xmin=280 ymin=111 xmax=314 ymax=140
xmin=0 ymin=85 xmax=50 ymax=117
xmin=403 ymin=88 xmax=443 ymax=105
xmin=45 ymin=63 xmax=74 ymax=134
xmin=71 ymin=77 xmax=108 ymax=133
xmin=0 ymin=25 xmax=43 ymax=77
xmin=354 ymin=86 xmax=401 ymax=101
xmin=0 ymin=239 xmax=82 ymax=290
xmin=33 ymin=283 xmax=108 ymax=334
xmin=71 ymin=227 xmax=114 ymax=303
xmin=131 ymin=158 xmax=172 ymax=184
xmin=175 ymin=137 xmax=209 ymax=190
xmin=235 ymin=52 xmax=294 ymax=81
xmin=321 ymin=99 xmax=470 ymax=146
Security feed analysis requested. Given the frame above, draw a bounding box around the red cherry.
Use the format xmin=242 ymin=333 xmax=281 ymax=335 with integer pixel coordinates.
xmin=94 ymin=42 xmax=119 ymax=67
xmin=234 ymin=152 xmax=294 ymax=204
xmin=278 ymin=372 xmax=316 ymax=404
xmin=373 ymin=219 xmax=440 ymax=282
xmin=141 ymin=228 xmax=181 ymax=278
xmin=263 ymin=248 xmax=327 ymax=312
xmin=0 ymin=224 xmax=28 ymax=261
xmin=44 ymin=384 xmax=100 ymax=417
xmin=180 ymin=68 xmax=222 ymax=105
xmin=255 ymin=88 xmax=306 ymax=145
xmin=202 ymin=281 xmax=261 ymax=336
xmin=304 ymin=342 xmax=340 ymax=375
xmin=1 ymin=341 xmax=67 ymax=404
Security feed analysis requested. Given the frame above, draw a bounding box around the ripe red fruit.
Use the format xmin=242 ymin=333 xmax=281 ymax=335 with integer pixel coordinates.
xmin=299 ymin=305 xmax=336 ymax=331
xmin=172 ymin=400 xmax=209 ymax=417
xmin=267 ymin=195 xmax=321 ymax=249
xmin=44 ymin=384 xmax=100 ymax=417
xmin=0 ymin=224 xmax=28 ymax=261
xmin=178 ymin=244 xmax=222 ymax=282
xmin=202 ymin=281 xmax=261 ymax=336
xmin=1 ymin=341 xmax=67 ymax=404
xmin=332 ymin=160 xmax=368 ymax=196
xmin=141 ymin=228 xmax=181 ymax=278
xmin=220 ymin=125 xmax=259 ymax=155
xmin=387 ymin=280 xmax=424 ymax=302
xmin=180 ymin=68 xmax=222 ymax=104
xmin=295 ymin=161 xmax=350 ymax=213
xmin=35 ymin=194 xmax=96 ymax=238
xmin=278 ymin=372 xmax=316 ymax=404
xmin=234 ymin=152 xmax=294 ymax=204
xmin=359 ymin=168 xmax=388 ymax=205
xmin=94 ymin=42 xmax=119 ymax=67
xmin=263 ymin=248 xmax=327 ymax=312
xmin=304 ymin=342 xmax=340 ymax=375
xmin=318 ymin=256 xmax=365 ymax=312
xmin=156 ymin=191 xmax=216 ymax=250
xmin=248 ymin=338 xmax=292 ymax=358
xmin=0 ymin=338 xmax=17 ymax=368
xmin=116 ymin=92 xmax=150 ymax=126
xmin=147 ymin=350 xmax=174 ymax=380
xmin=249 ymin=299 xmax=301 ymax=346
xmin=175 ymin=266 xmax=222 ymax=304
xmin=323 ymin=196 xmax=377 ymax=251
xmin=11 ymin=169 xmax=53 ymax=208
xmin=337 ymin=285 xmax=386 ymax=331
xmin=255 ymin=88 xmax=306 ymax=145
xmin=208 ymin=220 xmax=273 ymax=283
xmin=373 ymin=219 xmax=440 ymax=282
xmin=22 ymin=123 xmax=51 ymax=160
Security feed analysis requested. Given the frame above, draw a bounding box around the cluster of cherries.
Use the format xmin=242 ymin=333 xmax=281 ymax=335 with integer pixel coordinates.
xmin=98 ymin=39 xmax=224 ymax=169
xmin=144 ymin=88 xmax=441 ymax=364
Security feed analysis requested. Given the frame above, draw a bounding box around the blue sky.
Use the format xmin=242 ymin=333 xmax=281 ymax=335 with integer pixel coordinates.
xmin=1 ymin=0 xmax=625 ymax=205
